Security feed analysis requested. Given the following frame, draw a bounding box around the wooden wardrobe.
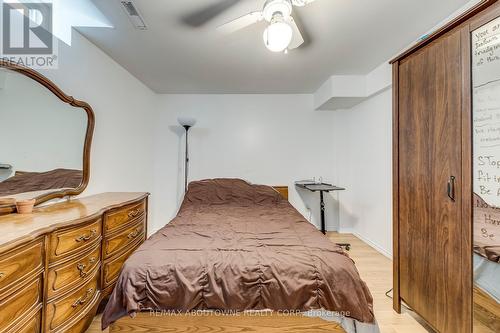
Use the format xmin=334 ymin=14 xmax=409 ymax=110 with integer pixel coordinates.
xmin=392 ymin=1 xmax=500 ymax=332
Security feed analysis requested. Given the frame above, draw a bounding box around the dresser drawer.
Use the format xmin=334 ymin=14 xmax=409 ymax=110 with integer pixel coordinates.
xmin=0 ymin=238 xmax=43 ymax=297
xmin=13 ymin=310 xmax=41 ymax=333
xmin=47 ymin=243 xmax=101 ymax=299
xmin=48 ymin=219 xmax=102 ymax=262
xmin=103 ymin=237 xmax=142 ymax=288
xmin=45 ymin=271 xmax=100 ymax=332
xmin=0 ymin=277 xmax=42 ymax=332
xmin=103 ymin=217 xmax=145 ymax=259
xmin=104 ymin=200 xmax=146 ymax=234
xmin=56 ymin=304 xmax=98 ymax=333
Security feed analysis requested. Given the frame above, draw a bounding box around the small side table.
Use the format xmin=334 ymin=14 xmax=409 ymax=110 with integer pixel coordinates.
xmin=295 ymin=182 xmax=350 ymax=251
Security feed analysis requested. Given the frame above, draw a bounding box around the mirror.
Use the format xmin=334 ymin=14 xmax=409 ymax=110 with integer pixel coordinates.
xmin=0 ymin=62 xmax=94 ymax=214
xmin=471 ymin=16 xmax=500 ymax=332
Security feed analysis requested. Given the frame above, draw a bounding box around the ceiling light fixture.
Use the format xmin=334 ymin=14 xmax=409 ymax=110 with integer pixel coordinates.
xmin=217 ymin=0 xmax=313 ymax=54
xmin=263 ymin=13 xmax=293 ymax=53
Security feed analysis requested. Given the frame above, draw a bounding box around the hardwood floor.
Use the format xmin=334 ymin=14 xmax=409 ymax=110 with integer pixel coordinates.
xmin=327 ymin=233 xmax=431 ymax=333
xmin=87 ymin=233 xmax=432 ymax=333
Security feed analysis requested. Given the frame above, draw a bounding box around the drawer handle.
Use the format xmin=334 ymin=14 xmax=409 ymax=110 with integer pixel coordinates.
xmin=76 ymin=257 xmax=97 ymax=278
xmin=72 ymin=287 xmax=94 ymax=308
xmin=128 ymin=209 xmax=141 ymax=218
xmin=127 ymin=228 xmax=141 ymax=239
xmin=75 ymin=229 xmax=97 ymax=242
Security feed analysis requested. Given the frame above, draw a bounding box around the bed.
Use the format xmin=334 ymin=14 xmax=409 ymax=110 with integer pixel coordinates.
xmin=0 ymin=168 xmax=83 ymax=197
xmin=102 ymin=178 xmax=379 ymax=333
xmin=473 ymin=194 xmax=500 ymax=331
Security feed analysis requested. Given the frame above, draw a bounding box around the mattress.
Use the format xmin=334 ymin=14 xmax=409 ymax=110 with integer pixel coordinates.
xmin=102 ymin=178 xmax=378 ymax=333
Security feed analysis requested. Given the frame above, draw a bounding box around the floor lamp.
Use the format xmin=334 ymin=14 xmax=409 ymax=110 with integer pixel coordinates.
xmin=178 ymin=117 xmax=196 ymax=193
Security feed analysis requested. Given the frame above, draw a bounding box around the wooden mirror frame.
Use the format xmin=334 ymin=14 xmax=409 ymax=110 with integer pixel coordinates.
xmin=0 ymin=60 xmax=95 ymax=215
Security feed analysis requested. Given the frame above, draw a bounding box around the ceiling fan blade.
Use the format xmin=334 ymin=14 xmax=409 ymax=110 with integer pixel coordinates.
xmin=182 ymin=0 xmax=242 ymax=27
xmin=292 ymin=0 xmax=317 ymax=7
xmin=287 ymin=16 xmax=304 ymax=50
xmin=217 ymin=11 xmax=263 ymax=35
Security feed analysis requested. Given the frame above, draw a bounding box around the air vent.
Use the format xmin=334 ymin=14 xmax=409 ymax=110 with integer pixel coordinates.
xmin=120 ymin=1 xmax=147 ymax=30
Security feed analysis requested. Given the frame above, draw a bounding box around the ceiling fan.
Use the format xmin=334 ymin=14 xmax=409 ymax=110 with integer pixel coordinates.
xmin=215 ymin=0 xmax=317 ymax=53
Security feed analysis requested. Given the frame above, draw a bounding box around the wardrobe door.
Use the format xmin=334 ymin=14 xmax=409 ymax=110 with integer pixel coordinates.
xmin=398 ymin=28 xmax=467 ymax=332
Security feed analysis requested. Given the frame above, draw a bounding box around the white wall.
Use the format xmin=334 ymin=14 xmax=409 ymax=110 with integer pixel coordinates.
xmin=323 ymin=0 xmax=483 ymax=258
xmin=1 ymin=0 xmax=477 ymax=259
xmin=152 ymin=94 xmax=340 ymax=234
xmin=333 ymin=88 xmax=393 ymax=257
xmin=18 ymin=32 xmax=344 ymax=239
xmin=38 ymin=31 xmax=156 ymax=206
xmin=26 ymin=31 xmax=393 ymax=257
xmin=16 ymin=29 xmax=394 ymax=257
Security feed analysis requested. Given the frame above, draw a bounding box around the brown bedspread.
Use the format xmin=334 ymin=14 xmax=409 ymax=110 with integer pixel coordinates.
xmin=474 ymin=193 xmax=500 ymax=263
xmin=0 ymin=168 xmax=82 ymax=197
xmin=102 ymin=179 xmax=375 ymax=328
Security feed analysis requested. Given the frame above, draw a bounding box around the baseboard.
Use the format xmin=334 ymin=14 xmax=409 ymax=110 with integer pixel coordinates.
xmin=355 ymin=232 xmax=392 ymax=259
xmin=337 ymin=229 xmax=392 ymax=259
xmin=337 ymin=227 xmax=355 ymax=234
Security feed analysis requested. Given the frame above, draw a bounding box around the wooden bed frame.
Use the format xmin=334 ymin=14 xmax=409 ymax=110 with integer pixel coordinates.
xmin=109 ymin=312 xmax=345 ymax=332
xmin=272 ymin=186 xmax=289 ymax=200
xmin=107 ymin=185 xmax=350 ymax=333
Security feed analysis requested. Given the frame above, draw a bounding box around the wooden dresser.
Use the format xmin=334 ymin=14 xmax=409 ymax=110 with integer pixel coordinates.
xmin=0 ymin=192 xmax=149 ymax=333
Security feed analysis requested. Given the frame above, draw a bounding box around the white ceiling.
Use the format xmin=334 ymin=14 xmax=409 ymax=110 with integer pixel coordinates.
xmin=79 ymin=0 xmax=473 ymax=94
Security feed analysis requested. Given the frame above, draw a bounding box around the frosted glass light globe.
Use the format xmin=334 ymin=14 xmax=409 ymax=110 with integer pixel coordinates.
xmin=178 ymin=116 xmax=196 ymax=128
xmin=263 ymin=21 xmax=293 ymax=53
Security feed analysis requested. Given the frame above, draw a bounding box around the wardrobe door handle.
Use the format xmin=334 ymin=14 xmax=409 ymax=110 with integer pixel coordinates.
xmin=447 ymin=176 xmax=456 ymax=202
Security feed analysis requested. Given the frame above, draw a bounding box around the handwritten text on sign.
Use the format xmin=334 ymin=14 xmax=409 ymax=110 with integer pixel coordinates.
xmin=473 ymin=17 xmax=500 ymax=208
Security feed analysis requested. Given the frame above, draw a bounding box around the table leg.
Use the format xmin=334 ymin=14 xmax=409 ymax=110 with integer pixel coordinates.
xmin=320 ymin=191 xmax=326 ymax=234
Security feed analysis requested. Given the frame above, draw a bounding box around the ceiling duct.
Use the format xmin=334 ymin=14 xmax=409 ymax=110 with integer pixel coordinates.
xmin=120 ymin=1 xmax=147 ymax=30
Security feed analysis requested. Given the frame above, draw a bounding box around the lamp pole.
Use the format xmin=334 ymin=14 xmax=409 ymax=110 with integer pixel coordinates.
xmin=178 ymin=117 xmax=196 ymax=193
xmin=183 ymin=125 xmax=191 ymax=193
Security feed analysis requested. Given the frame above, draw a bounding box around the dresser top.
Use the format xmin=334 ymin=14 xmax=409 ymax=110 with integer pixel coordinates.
xmin=0 ymin=192 xmax=149 ymax=250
